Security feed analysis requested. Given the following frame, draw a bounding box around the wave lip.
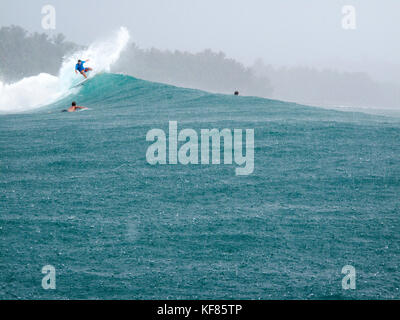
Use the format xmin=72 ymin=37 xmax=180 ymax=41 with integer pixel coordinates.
xmin=0 ymin=27 xmax=130 ymax=114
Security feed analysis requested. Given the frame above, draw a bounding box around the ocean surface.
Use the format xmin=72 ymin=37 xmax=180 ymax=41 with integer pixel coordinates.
xmin=1 ymin=73 xmax=400 ymax=300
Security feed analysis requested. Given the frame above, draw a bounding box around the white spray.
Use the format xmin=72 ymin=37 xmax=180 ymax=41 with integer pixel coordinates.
xmin=0 ymin=27 xmax=130 ymax=114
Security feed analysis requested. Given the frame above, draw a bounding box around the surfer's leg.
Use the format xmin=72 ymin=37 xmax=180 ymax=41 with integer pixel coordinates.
xmin=80 ymin=71 xmax=87 ymax=78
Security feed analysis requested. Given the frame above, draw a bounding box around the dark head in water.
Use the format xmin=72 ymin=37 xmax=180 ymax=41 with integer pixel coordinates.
xmin=72 ymin=101 xmax=77 ymax=106
xmin=234 ymin=91 xmax=239 ymax=96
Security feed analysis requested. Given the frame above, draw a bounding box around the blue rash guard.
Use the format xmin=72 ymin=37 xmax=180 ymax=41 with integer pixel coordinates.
xmin=75 ymin=61 xmax=86 ymax=72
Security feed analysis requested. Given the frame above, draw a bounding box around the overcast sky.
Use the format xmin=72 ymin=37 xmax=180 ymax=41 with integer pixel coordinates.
xmin=1 ymin=0 xmax=399 ymax=81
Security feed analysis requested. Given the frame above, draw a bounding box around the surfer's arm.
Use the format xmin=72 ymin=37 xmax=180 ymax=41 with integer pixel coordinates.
xmin=76 ymin=106 xmax=88 ymax=110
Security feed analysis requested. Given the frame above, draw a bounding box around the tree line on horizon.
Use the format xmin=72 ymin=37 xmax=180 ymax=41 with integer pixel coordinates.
xmin=0 ymin=26 xmax=398 ymax=109
xmin=0 ymin=25 xmax=78 ymax=83
xmin=112 ymin=44 xmax=273 ymax=97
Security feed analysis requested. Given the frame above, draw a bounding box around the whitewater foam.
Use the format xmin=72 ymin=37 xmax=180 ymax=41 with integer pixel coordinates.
xmin=0 ymin=27 xmax=130 ymax=114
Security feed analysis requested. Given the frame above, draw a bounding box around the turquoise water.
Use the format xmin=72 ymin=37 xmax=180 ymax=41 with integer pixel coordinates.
xmin=1 ymin=74 xmax=399 ymax=299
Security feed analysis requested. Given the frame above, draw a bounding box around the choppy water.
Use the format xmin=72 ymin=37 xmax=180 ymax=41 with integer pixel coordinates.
xmin=1 ymin=74 xmax=399 ymax=299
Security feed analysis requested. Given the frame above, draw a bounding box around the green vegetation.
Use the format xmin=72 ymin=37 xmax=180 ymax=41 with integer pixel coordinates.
xmin=0 ymin=25 xmax=78 ymax=82
xmin=113 ymin=45 xmax=272 ymax=97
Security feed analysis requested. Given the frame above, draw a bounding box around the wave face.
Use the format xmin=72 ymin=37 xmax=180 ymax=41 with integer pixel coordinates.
xmin=1 ymin=61 xmax=400 ymax=299
xmin=0 ymin=27 xmax=129 ymax=113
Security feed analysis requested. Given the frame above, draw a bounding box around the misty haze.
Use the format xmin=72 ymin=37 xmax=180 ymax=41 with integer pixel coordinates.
xmin=1 ymin=0 xmax=399 ymax=111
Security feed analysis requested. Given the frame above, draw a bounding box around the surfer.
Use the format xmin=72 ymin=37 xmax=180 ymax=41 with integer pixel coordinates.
xmin=62 ymin=102 xmax=88 ymax=112
xmin=75 ymin=59 xmax=93 ymax=78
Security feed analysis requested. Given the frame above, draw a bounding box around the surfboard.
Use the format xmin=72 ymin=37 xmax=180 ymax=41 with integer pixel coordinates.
xmin=71 ymin=77 xmax=90 ymax=88
xmin=71 ymin=71 xmax=92 ymax=89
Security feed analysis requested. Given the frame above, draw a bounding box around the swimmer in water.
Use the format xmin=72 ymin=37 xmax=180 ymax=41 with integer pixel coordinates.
xmin=62 ymin=102 xmax=88 ymax=112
